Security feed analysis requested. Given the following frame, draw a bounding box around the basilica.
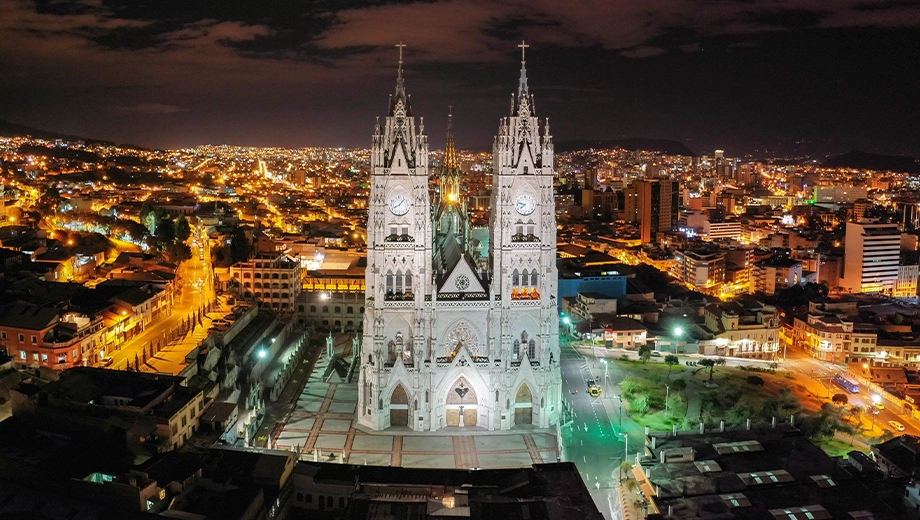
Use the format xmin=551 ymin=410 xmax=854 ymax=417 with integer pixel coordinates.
xmin=357 ymin=46 xmax=561 ymax=431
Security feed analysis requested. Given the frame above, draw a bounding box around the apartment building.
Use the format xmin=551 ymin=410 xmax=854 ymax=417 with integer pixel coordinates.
xmin=232 ymin=252 xmax=302 ymax=312
xmin=750 ymin=255 xmax=803 ymax=295
xmin=670 ymin=249 xmax=726 ymax=289
xmin=842 ymin=220 xmax=900 ymax=294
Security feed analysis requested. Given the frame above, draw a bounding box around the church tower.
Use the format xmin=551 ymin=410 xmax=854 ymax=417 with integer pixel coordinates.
xmin=489 ymin=43 xmax=561 ymax=415
xmin=359 ymin=46 xmax=433 ymax=430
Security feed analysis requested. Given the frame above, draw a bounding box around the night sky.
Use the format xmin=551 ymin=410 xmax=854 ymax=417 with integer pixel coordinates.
xmin=1 ymin=0 xmax=919 ymax=157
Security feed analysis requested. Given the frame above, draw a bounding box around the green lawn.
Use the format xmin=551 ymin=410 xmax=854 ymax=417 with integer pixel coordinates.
xmin=819 ymin=437 xmax=868 ymax=458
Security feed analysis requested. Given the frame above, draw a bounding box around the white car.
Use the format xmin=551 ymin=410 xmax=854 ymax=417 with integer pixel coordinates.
xmin=889 ymin=421 xmax=906 ymax=432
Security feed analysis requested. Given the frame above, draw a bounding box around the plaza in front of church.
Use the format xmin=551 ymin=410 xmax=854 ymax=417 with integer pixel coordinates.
xmin=271 ymin=335 xmax=561 ymax=470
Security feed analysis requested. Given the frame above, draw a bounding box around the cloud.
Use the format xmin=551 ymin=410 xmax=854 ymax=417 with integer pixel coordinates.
xmin=620 ymin=46 xmax=667 ymax=59
xmin=108 ymin=103 xmax=191 ymax=115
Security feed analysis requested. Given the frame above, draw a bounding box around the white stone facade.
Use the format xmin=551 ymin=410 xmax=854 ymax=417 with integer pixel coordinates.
xmin=357 ymin=54 xmax=561 ymax=432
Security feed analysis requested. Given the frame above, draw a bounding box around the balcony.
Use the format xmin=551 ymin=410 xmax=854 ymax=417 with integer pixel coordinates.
xmin=511 ymin=233 xmax=540 ymax=243
xmin=384 ymin=291 xmax=414 ymax=301
xmin=384 ymin=234 xmax=415 ymax=243
xmin=511 ymin=287 xmax=540 ymax=300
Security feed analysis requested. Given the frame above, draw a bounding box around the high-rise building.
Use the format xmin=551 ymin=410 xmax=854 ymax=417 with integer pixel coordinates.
xmin=358 ymin=50 xmax=561 ymax=431
xmin=842 ymin=220 xmax=900 ymax=294
xmin=624 ymin=179 xmax=679 ymax=243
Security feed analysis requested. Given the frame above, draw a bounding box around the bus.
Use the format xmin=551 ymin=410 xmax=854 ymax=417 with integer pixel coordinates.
xmin=833 ymin=374 xmax=860 ymax=394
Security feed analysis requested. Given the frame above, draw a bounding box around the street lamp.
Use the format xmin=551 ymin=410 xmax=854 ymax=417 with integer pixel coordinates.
xmin=619 ymin=432 xmax=629 ymax=481
xmin=871 ymin=394 xmax=881 ymax=432
xmin=664 ymin=384 xmax=670 ymax=418
xmin=613 ymin=394 xmax=623 ymax=428
xmin=601 ymin=358 xmax=609 ymax=389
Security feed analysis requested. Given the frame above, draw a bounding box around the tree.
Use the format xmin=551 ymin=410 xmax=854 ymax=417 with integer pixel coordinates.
xmin=154 ymin=216 xmax=175 ymax=247
xmin=746 ymin=375 xmax=765 ymax=386
xmin=698 ymin=358 xmax=719 ymax=382
xmin=671 ymin=379 xmax=687 ymax=393
xmin=638 ymin=344 xmax=652 ymax=364
xmin=630 ymin=393 xmax=650 ymax=415
xmin=831 ymin=393 xmax=849 ymax=405
xmin=664 ymin=354 xmax=680 ymax=380
xmin=619 ymin=376 xmax=642 ymax=399
xmin=229 ymin=225 xmax=252 ymax=263
xmin=174 ymin=214 xmax=192 ymax=242
xmin=166 ymin=242 xmax=192 ymax=262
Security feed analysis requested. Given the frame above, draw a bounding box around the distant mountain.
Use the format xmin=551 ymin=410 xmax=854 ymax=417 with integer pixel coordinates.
xmin=0 ymin=119 xmax=113 ymax=146
xmin=555 ymin=138 xmax=695 ymax=156
xmin=822 ymin=151 xmax=920 ymax=174
xmin=18 ymin=144 xmax=102 ymax=163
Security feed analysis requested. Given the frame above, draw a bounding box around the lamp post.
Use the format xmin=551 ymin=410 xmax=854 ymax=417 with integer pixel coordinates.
xmin=664 ymin=384 xmax=670 ymax=418
xmin=871 ymin=394 xmax=881 ymax=432
xmin=613 ymin=394 xmax=623 ymax=428
xmin=619 ymin=432 xmax=628 ymax=481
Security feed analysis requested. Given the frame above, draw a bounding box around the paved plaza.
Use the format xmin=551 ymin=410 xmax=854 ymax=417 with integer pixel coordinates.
xmin=273 ymin=354 xmax=559 ymax=469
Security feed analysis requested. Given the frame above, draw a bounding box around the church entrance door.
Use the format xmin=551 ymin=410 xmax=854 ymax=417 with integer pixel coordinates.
xmin=389 ymin=385 xmax=409 ymax=427
xmin=514 ymin=384 xmax=533 ymax=425
xmin=446 ymin=377 xmax=477 ymax=427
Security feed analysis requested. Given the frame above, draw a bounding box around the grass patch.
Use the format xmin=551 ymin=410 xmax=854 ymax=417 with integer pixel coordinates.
xmin=819 ymin=437 xmax=867 ymax=458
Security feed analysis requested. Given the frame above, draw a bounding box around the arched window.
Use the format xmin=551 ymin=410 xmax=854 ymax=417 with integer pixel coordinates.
xmin=254 ymin=273 xmax=261 ymax=279
xmin=521 ymin=269 xmax=529 ymax=287
xmin=528 ymin=339 xmax=536 ymax=359
xmin=347 ymin=307 xmax=354 ymax=314
xmin=243 ymin=273 xmax=251 ymax=279
xmin=298 ymin=305 xmax=305 ymax=312
xmin=254 ymin=282 xmax=262 ymax=288
xmin=386 ymin=271 xmax=394 ymax=293
xmin=281 ymin=293 xmax=289 ymax=298
xmin=272 ymin=273 xmax=280 ymax=279
xmin=512 ymin=269 xmax=520 ymax=287
xmin=243 ymin=282 xmax=251 ymax=288
xmin=513 ymin=339 xmax=521 ymax=359
xmin=405 ymin=271 xmax=413 ymax=289
xmin=335 ymin=306 xmax=341 ymax=313
xmin=395 ymin=270 xmax=403 ymax=293
xmin=339 ymin=497 xmax=345 ymax=509
xmin=531 ymin=271 xmax=538 ymax=286
xmin=322 ymin=306 xmax=328 ymax=313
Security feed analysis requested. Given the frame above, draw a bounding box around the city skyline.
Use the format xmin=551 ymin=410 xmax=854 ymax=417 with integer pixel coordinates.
xmin=0 ymin=1 xmax=918 ymax=157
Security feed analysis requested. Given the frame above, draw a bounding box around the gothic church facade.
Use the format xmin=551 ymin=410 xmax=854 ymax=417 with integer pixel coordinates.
xmin=358 ymin=49 xmax=561 ymax=431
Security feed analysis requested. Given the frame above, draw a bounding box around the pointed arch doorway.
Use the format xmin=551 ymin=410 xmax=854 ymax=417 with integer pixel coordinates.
xmin=514 ymin=384 xmax=533 ymax=425
xmin=389 ymin=385 xmax=409 ymax=427
xmin=446 ymin=377 xmax=477 ymax=427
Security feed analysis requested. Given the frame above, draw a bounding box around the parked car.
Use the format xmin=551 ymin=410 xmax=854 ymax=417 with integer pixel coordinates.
xmin=889 ymin=421 xmax=906 ymax=432
xmin=101 ymin=358 xmax=114 ymax=367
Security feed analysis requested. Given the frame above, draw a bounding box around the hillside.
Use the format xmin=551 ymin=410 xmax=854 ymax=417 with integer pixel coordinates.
xmin=0 ymin=119 xmax=113 ymax=146
xmin=554 ymin=138 xmax=695 ymax=156
xmin=822 ymin=151 xmax=920 ymax=174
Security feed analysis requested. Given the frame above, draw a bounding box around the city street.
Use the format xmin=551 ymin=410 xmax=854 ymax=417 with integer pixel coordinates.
xmin=560 ymin=342 xmax=629 ymax=520
xmin=104 ymin=240 xmax=216 ymax=373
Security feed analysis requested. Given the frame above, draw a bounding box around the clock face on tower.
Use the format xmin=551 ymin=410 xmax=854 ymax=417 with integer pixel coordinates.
xmin=388 ymin=194 xmax=410 ymax=216
xmin=515 ymin=194 xmax=536 ymax=216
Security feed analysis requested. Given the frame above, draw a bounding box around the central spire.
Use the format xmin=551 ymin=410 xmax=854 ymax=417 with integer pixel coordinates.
xmin=443 ymin=108 xmax=459 ymax=171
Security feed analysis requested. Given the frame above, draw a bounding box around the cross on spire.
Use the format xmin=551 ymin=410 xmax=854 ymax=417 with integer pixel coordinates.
xmin=518 ymin=40 xmax=529 ymax=62
xmin=396 ymin=42 xmax=407 ymax=65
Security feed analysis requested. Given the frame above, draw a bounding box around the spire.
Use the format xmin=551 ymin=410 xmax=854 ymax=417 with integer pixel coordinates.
xmin=513 ymin=41 xmax=532 ymax=116
xmin=444 ymin=107 xmax=459 ymax=170
xmin=389 ymin=42 xmax=410 ymax=116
